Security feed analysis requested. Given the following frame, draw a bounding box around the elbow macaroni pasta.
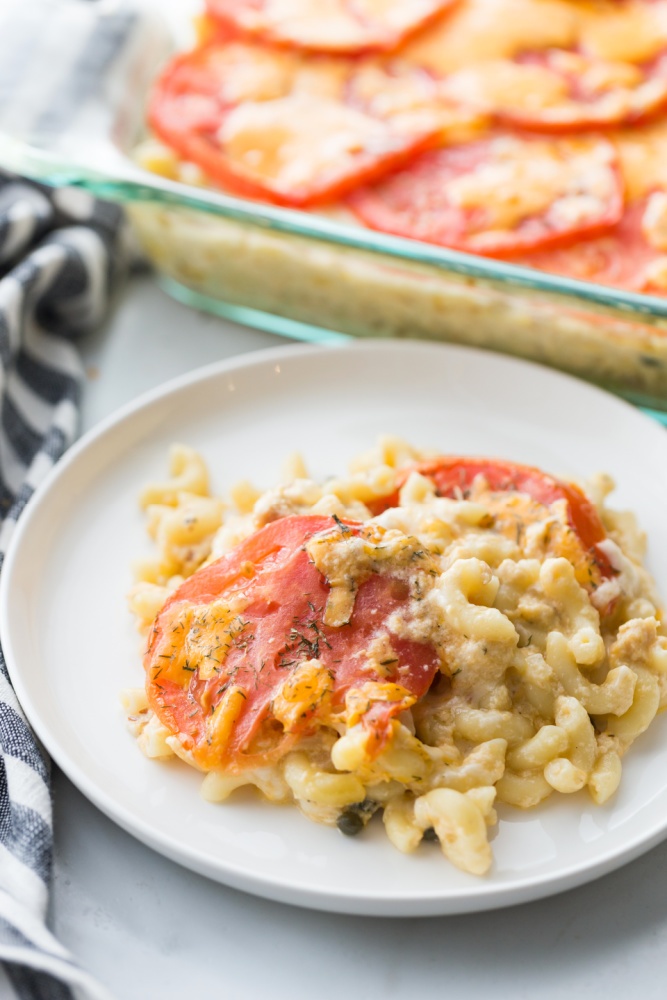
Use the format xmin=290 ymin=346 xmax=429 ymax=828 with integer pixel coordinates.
xmin=125 ymin=437 xmax=666 ymax=878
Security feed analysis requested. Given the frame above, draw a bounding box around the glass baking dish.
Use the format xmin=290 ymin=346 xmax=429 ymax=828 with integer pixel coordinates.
xmin=3 ymin=0 xmax=667 ymax=418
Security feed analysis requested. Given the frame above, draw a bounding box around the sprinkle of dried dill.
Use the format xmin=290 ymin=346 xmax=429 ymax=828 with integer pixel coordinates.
xmin=332 ymin=513 xmax=350 ymax=533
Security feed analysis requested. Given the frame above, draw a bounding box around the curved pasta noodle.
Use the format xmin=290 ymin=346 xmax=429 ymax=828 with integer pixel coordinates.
xmin=546 ymin=632 xmax=636 ymax=715
xmin=382 ymin=794 xmax=423 ymax=854
xmin=432 ymin=739 xmax=508 ymax=792
xmin=495 ymin=770 xmax=553 ymax=809
xmin=414 ymin=788 xmax=494 ymax=876
xmin=589 ymin=749 xmax=622 ymax=805
xmin=283 ymin=753 xmax=366 ymax=809
xmin=140 ymin=444 xmax=210 ymax=507
xmin=127 ymin=581 xmax=171 ymax=628
xmin=454 ymin=709 xmax=533 ymax=745
xmin=333 ymin=722 xmax=432 ymax=785
xmin=435 ymin=558 xmax=519 ymax=644
xmin=137 ymin=714 xmax=175 ymax=759
xmin=539 ymin=558 xmax=601 ymax=648
xmin=602 ymin=666 xmax=660 ymax=739
xmin=512 ymin=650 xmax=557 ymax=717
xmin=554 ymin=695 xmax=597 ymax=772
xmin=201 ymin=766 xmax=291 ymax=803
xmin=398 ymin=470 xmax=438 ymax=506
xmin=544 ymin=757 xmax=588 ymax=794
xmin=148 ymin=494 xmax=224 ymax=548
xmin=506 ymin=725 xmax=569 ymax=771
xmin=568 ymin=626 xmax=605 ymax=668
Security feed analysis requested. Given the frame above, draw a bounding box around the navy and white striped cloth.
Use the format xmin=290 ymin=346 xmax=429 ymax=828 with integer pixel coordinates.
xmin=0 ymin=172 xmax=125 ymax=999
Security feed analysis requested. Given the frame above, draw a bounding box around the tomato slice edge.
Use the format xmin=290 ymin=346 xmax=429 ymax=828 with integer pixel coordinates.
xmin=367 ymin=456 xmax=614 ymax=582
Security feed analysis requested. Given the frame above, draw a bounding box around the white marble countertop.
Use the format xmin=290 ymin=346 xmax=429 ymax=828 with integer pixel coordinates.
xmin=51 ymin=275 xmax=667 ymax=1000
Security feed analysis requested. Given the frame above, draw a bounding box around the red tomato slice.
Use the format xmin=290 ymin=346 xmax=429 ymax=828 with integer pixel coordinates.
xmin=348 ymin=133 xmax=623 ymax=256
xmin=204 ymin=0 xmax=460 ymax=55
xmin=145 ymin=515 xmax=440 ymax=773
xmin=495 ymin=50 xmax=667 ymax=132
xmin=148 ymin=42 xmax=441 ymax=207
xmin=366 ymin=457 xmax=616 ymax=599
xmin=519 ymin=198 xmax=667 ymax=291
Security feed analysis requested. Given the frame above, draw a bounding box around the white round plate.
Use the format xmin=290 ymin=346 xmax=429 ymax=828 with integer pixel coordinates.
xmin=3 ymin=340 xmax=667 ymax=917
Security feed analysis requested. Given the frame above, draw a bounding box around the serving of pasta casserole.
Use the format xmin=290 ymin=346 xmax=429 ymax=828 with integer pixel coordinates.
xmin=125 ymin=436 xmax=667 ymax=878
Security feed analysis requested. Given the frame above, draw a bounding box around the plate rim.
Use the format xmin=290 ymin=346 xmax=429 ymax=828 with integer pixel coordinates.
xmin=3 ymin=338 xmax=667 ymax=917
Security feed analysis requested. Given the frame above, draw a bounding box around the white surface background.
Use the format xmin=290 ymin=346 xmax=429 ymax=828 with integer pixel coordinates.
xmin=50 ymin=275 xmax=667 ymax=998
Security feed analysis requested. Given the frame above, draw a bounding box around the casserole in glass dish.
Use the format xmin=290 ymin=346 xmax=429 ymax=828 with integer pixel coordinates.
xmin=3 ymin=0 xmax=667 ymax=415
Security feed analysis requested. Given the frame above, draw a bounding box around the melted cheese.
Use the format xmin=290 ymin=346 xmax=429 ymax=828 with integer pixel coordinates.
xmin=614 ymin=122 xmax=667 ymax=202
xmin=351 ymin=61 xmax=441 ymax=117
xmin=219 ymin=95 xmax=400 ymax=192
xmin=642 ymin=256 xmax=667 ymax=290
xmin=447 ymin=155 xmax=562 ymax=231
xmin=271 ymin=659 xmax=333 ymax=732
xmin=151 ymin=597 xmax=249 ymax=684
xmin=365 ymin=634 xmax=401 ymax=677
xmin=444 ymin=60 xmax=568 ymax=112
xmin=291 ymin=58 xmax=351 ymax=99
xmin=641 ymin=191 xmax=667 ymax=251
xmin=445 ymin=137 xmax=615 ymax=236
xmin=210 ymin=44 xmax=298 ymax=104
xmin=578 ymin=59 xmax=643 ymax=93
xmin=578 ymin=1 xmax=667 ymax=64
xmin=350 ymin=61 xmax=489 ymax=138
xmin=401 ymin=0 xmax=578 ymax=75
xmin=442 ymin=50 xmax=665 ymax=123
xmin=305 ymin=522 xmax=442 ymax=632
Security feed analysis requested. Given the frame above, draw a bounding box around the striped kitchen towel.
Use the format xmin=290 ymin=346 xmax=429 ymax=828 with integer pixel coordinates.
xmin=0 ymin=172 xmax=125 ymax=999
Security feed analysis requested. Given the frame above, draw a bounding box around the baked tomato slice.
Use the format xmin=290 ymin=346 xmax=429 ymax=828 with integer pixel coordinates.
xmin=519 ymin=196 xmax=667 ymax=292
xmin=148 ymin=41 xmax=440 ymax=206
xmin=348 ymin=133 xmax=623 ymax=256
xmin=204 ymin=0 xmax=460 ymax=55
xmin=144 ymin=515 xmax=441 ymax=773
xmin=367 ymin=457 xmax=616 ymax=600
